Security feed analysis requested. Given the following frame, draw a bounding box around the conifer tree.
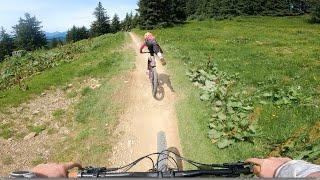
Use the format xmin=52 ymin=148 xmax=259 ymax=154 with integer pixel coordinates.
xmin=111 ymin=14 xmax=121 ymax=33
xmin=137 ymin=0 xmax=164 ymax=29
xmin=91 ymin=2 xmax=110 ymax=37
xmin=49 ymin=38 xmax=59 ymax=49
xmin=66 ymin=26 xmax=89 ymax=43
xmin=122 ymin=13 xmax=133 ymax=31
xmin=172 ymin=0 xmax=187 ymax=21
xmin=132 ymin=13 xmax=140 ymax=28
xmin=0 ymin=27 xmax=14 ymax=61
xmin=310 ymin=0 xmax=320 ymax=23
xmin=12 ymin=13 xmax=47 ymax=51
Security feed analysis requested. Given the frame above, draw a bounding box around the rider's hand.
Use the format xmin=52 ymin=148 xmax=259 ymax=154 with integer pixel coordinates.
xmin=245 ymin=157 xmax=291 ymax=178
xmin=31 ymin=162 xmax=82 ymax=178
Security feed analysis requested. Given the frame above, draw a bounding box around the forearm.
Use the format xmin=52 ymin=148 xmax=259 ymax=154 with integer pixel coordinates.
xmin=275 ymin=160 xmax=320 ymax=178
xmin=140 ymin=44 xmax=145 ymax=53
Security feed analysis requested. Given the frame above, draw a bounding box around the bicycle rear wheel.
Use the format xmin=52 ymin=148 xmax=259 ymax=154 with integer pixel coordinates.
xmin=151 ymin=68 xmax=158 ymax=98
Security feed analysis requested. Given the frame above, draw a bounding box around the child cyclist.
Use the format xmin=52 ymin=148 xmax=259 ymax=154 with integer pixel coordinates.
xmin=140 ymin=32 xmax=166 ymax=74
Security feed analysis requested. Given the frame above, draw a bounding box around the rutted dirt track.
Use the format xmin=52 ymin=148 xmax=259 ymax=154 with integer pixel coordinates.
xmin=109 ymin=32 xmax=182 ymax=171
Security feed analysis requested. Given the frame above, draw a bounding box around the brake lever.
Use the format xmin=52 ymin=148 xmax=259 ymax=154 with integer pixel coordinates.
xmin=221 ymin=162 xmax=254 ymax=175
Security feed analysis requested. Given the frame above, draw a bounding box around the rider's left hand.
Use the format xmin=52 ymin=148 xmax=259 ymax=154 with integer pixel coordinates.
xmin=32 ymin=162 xmax=82 ymax=178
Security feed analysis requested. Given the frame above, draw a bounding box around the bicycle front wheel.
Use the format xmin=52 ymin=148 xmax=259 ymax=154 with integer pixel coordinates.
xmin=157 ymin=131 xmax=168 ymax=172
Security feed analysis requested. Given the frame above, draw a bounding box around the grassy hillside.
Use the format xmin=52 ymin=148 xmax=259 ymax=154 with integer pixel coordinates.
xmin=136 ymin=16 xmax=320 ymax=165
xmin=0 ymin=33 xmax=129 ymax=109
xmin=0 ymin=33 xmax=134 ymax=173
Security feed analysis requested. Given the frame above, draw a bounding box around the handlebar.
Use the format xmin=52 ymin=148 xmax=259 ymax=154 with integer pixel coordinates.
xmin=73 ymin=169 xmax=252 ymax=178
xmin=70 ymin=164 xmax=252 ymax=178
xmin=68 ymin=150 xmax=253 ymax=178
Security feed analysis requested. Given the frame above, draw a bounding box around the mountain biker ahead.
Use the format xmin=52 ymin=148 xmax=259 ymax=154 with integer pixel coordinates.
xmin=140 ymin=32 xmax=166 ymax=73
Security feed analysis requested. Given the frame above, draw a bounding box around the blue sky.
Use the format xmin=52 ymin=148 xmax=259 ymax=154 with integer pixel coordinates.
xmin=0 ymin=0 xmax=138 ymax=33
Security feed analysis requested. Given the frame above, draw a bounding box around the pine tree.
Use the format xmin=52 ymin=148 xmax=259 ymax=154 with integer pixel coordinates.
xmin=91 ymin=2 xmax=111 ymax=37
xmin=186 ymin=0 xmax=199 ymax=17
xmin=111 ymin=14 xmax=121 ymax=33
xmin=50 ymin=38 xmax=59 ymax=49
xmin=0 ymin=27 xmax=14 ymax=61
xmin=79 ymin=26 xmax=89 ymax=40
xmin=137 ymin=0 xmax=164 ymax=29
xmin=122 ymin=13 xmax=133 ymax=31
xmin=172 ymin=0 xmax=187 ymax=21
xmin=310 ymin=0 xmax=320 ymax=23
xmin=12 ymin=13 xmax=47 ymax=51
xmin=132 ymin=13 xmax=140 ymax=28
xmin=66 ymin=26 xmax=76 ymax=43
xmin=239 ymin=0 xmax=263 ymax=15
xmin=66 ymin=26 xmax=89 ymax=43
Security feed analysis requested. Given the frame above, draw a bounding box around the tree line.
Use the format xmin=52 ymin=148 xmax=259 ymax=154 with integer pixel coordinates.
xmin=1 ymin=1 xmax=319 ymax=61
xmin=137 ymin=0 xmax=320 ymax=29
xmin=0 ymin=1 xmax=138 ymax=62
xmin=137 ymin=0 xmax=187 ymax=29
xmin=67 ymin=2 xmax=138 ymax=43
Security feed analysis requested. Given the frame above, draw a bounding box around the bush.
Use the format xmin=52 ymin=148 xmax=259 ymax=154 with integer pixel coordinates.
xmin=310 ymin=3 xmax=320 ymax=23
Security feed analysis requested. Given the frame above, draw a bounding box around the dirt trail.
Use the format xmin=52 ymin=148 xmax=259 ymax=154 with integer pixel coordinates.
xmin=109 ymin=32 xmax=182 ymax=171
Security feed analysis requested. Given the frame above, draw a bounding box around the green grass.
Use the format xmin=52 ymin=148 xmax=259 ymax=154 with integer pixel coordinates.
xmin=27 ymin=124 xmax=46 ymax=134
xmin=55 ymin=80 xmax=122 ymax=164
xmin=136 ymin=16 xmax=320 ymax=165
xmin=52 ymin=109 xmax=66 ymax=120
xmin=53 ymin=33 xmax=135 ymax=165
xmin=47 ymin=128 xmax=58 ymax=135
xmin=0 ymin=122 xmax=13 ymax=139
xmin=0 ymin=32 xmax=134 ymax=166
xmin=81 ymin=87 xmax=92 ymax=96
xmin=31 ymin=156 xmax=45 ymax=166
xmin=67 ymin=91 xmax=77 ymax=98
xmin=2 ymin=155 xmax=14 ymax=165
xmin=0 ymin=33 xmax=126 ymax=110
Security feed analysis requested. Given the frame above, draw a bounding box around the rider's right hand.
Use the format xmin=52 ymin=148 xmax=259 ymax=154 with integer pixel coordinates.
xmin=31 ymin=162 xmax=82 ymax=178
xmin=245 ymin=157 xmax=291 ymax=178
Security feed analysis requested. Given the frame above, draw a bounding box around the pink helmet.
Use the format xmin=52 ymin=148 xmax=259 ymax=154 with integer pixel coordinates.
xmin=144 ymin=32 xmax=154 ymax=40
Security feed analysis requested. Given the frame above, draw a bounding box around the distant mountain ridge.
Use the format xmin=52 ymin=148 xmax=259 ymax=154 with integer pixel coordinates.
xmin=45 ymin=31 xmax=67 ymax=40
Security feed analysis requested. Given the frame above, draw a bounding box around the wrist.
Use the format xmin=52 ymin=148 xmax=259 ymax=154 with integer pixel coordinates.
xmin=275 ymin=160 xmax=320 ymax=178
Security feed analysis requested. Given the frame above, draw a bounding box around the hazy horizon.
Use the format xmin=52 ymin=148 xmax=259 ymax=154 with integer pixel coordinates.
xmin=0 ymin=0 xmax=138 ymax=33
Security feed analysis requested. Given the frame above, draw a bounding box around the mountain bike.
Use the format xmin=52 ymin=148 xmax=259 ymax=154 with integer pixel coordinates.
xmin=69 ymin=132 xmax=253 ymax=178
xmin=142 ymin=52 xmax=158 ymax=98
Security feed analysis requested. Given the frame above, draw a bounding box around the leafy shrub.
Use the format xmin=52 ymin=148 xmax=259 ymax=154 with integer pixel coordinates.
xmin=267 ymin=130 xmax=320 ymax=164
xmin=187 ymin=62 xmax=257 ymax=148
xmin=187 ymin=61 xmax=315 ymax=149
